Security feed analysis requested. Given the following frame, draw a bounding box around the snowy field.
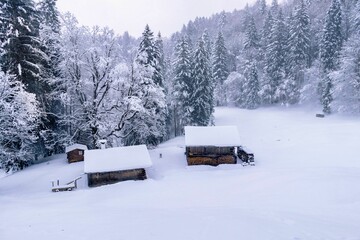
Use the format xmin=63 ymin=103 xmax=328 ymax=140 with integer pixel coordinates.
xmin=1 ymin=107 xmax=360 ymax=240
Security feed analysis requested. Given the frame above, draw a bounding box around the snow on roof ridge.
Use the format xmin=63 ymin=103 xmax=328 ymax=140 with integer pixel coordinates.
xmin=184 ymin=125 xmax=241 ymax=147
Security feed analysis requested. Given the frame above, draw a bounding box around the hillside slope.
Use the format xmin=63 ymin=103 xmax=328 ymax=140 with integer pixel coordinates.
xmin=1 ymin=107 xmax=360 ymax=240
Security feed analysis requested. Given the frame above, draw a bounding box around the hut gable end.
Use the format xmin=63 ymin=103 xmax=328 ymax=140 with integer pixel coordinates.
xmin=66 ymin=144 xmax=88 ymax=163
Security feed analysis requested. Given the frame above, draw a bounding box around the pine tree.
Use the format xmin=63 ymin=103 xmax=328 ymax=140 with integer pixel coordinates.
xmin=319 ymin=0 xmax=342 ymax=113
xmin=320 ymin=0 xmax=343 ymax=73
xmin=261 ymin=11 xmax=273 ymax=51
xmin=123 ymin=25 xmax=167 ymax=146
xmin=271 ymin=0 xmax=279 ymax=15
xmin=38 ymin=0 xmax=60 ymax=33
xmin=332 ymin=30 xmax=360 ymax=113
xmin=263 ymin=9 xmax=287 ymax=104
xmin=0 ymin=0 xmax=47 ymax=94
xmin=331 ymin=0 xmax=360 ymax=114
xmin=244 ymin=16 xmax=260 ymax=52
xmin=286 ymin=0 xmax=311 ymax=104
xmin=37 ymin=0 xmax=63 ymax=155
xmin=190 ymin=35 xmax=214 ymax=126
xmin=212 ymin=31 xmax=229 ymax=106
xmin=172 ymin=36 xmax=193 ymax=135
xmin=202 ymin=29 xmax=213 ymax=63
xmin=288 ymin=0 xmax=310 ymax=69
xmin=244 ymin=60 xmax=260 ymax=109
xmin=321 ymin=75 xmax=333 ymax=114
xmin=257 ymin=0 xmax=267 ymax=14
xmin=0 ymin=72 xmax=40 ymax=172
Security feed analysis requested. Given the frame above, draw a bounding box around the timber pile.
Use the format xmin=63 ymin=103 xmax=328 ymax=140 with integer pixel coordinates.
xmin=187 ymin=155 xmax=236 ymax=166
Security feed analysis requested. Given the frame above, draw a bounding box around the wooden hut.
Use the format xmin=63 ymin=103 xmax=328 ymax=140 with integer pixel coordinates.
xmin=65 ymin=144 xmax=88 ymax=163
xmin=184 ymin=126 xmax=241 ymax=166
xmin=84 ymin=145 xmax=152 ymax=187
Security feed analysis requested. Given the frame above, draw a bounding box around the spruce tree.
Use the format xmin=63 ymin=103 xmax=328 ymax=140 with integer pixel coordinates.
xmin=286 ymin=0 xmax=311 ymax=104
xmin=257 ymin=0 xmax=267 ymax=14
xmin=288 ymin=0 xmax=310 ymax=69
xmin=0 ymin=0 xmax=47 ymax=94
xmin=332 ymin=1 xmax=360 ymax=114
xmin=0 ymin=72 xmax=40 ymax=172
xmin=124 ymin=25 xmax=167 ymax=146
xmin=244 ymin=60 xmax=260 ymax=109
xmin=212 ymin=31 xmax=229 ymax=106
xmin=319 ymin=0 xmax=343 ymax=113
xmin=271 ymin=0 xmax=279 ymax=15
xmin=190 ymin=35 xmax=214 ymax=126
xmin=172 ymin=36 xmax=193 ymax=135
xmin=263 ymin=9 xmax=287 ymax=104
xmin=332 ymin=31 xmax=360 ymax=113
xmin=37 ymin=0 xmax=63 ymax=155
xmin=244 ymin=16 xmax=260 ymax=52
xmin=320 ymin=0 xmax=343 ymax=73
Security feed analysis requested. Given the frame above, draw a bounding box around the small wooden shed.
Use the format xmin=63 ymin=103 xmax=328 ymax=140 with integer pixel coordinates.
xmin=84 ymin=145 xmax=152 ymax=187
xmin=65 ymin=144 xmax=88 ymax=163
xmin=184 ymin=126 xmax=241 ymax=166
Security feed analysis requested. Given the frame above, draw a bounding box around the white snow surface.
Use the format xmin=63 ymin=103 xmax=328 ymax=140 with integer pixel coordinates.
xmin=65 ymin=143 xmax=88 ymax=153
xmin=184 ymin=125 xmax=241 ymax=146
xmin=1 ymin=107 xmax=360 ymax=240
xmin=84 ymin=145 xmax=152 ymax=173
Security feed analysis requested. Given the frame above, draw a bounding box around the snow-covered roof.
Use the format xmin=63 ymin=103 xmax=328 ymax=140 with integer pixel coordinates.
xmin=84 ymin=145 xmax=152 ymax=173
xmin=65 ymin=144 xmax=88 ymax=153
xmin=184 ymin=126 xmax=241 ymax=147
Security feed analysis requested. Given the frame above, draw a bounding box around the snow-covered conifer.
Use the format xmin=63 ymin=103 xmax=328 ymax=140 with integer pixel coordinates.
xmin=172 ymin=36 xmax=193 ymax=135
xmin=190 ymin=35 xmax=214 ymax=126
xmin=0 ymin=72 xmax=40 ymax=172
xmin=320 ymin=0 xmax=343 ymax=73
xmin=123 ymin=25 xmax=167 ymax=146
xmin=212 ymin=31 xmax=229 ymax=106
xmin=319 ymin=0 xmax=342 ymax=113
xmin=244 ymin=16 xmax=260 ymax=52
xmin=243 ymin=60 xmax=260 ymax=109
xmin=263 ymin=9 xmax=287 ymax=104
xmin=0 ymin=0 xmax=47 ymax=94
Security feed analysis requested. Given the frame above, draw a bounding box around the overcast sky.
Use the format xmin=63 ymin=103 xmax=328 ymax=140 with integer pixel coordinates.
xmin=56 ymin=0 xmax=258 ymax=38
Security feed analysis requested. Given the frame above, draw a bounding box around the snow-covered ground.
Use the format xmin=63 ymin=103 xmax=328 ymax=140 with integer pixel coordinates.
xmin=1 ymin=107 xmax=360 ymax=240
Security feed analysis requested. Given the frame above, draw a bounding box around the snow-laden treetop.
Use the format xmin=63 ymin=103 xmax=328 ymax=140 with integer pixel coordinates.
xmin=184 ymin=126 xmax=241 ymax=147
xmin=84 ymin=145 xmax=152 ymax=173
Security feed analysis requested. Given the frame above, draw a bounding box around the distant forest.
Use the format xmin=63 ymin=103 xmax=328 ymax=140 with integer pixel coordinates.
xmin=0 ymin=0 xmax=359 ymax=172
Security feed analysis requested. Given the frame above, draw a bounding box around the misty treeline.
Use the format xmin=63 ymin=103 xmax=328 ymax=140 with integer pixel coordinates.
xmin=0 ymin=0 xmax=359 ymax=172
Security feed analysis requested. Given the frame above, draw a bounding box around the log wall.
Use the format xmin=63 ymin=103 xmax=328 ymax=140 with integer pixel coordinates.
xmin=87 ymin=168 xmax=147 ymax=187
xmin=187 ymin=155 xmax=236 ymax=166
xmin=186 ymin=146 xmax=237 ymax=166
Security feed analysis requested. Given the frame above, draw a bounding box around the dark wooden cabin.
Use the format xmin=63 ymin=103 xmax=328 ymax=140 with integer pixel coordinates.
xmin=65 ymin=144 xmax=88 ymax=163
xmin=184 ymin=126 xmax=241 ymax=166
xmin=84 ymin=145 xmax=152 ymax=187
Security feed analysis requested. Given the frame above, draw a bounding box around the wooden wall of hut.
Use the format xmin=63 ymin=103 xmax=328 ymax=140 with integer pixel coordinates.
xmin=186 ymin=146 xmax=234 ymax=156
xmin=87 ymin=168 xmax=147 ymax=187
xmin=67 ymin=149 xmax=85 ymax=163
xmin=186 ymin=146 xmax=237 ymax=166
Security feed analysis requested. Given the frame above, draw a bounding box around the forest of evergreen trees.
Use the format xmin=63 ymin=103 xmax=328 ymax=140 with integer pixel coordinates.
xmin=0 ymin=0 xmax=359 ymax=172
